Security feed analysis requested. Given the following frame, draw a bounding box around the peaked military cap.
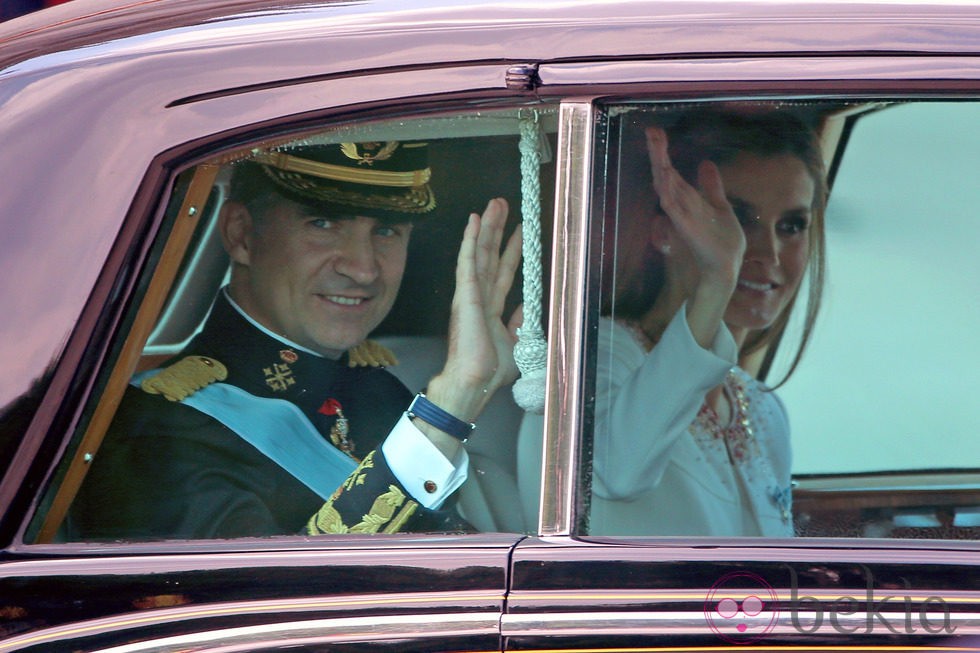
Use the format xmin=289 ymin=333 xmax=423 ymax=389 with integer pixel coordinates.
xmin=235 ymin=141 xmax=436 ymax=222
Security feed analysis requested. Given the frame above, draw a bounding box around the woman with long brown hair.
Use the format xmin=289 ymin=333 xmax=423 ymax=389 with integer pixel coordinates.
xmin=590 ymin=109 xmax=827 ymax=536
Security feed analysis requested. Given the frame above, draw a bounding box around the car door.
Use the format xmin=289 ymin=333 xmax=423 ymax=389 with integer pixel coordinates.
xmin=0 ymin=4 xmax=563 ymax=650
xmin=505 ymin=52 xmax=980 ymax=650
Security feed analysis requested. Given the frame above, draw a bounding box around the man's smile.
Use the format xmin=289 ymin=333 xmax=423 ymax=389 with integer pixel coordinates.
xmin=322 ymin=294 xmax=368 ymax=306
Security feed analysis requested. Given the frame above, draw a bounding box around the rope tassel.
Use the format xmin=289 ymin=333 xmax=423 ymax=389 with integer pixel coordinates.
xmin=512 ymin=111 xmax=548 ymax=413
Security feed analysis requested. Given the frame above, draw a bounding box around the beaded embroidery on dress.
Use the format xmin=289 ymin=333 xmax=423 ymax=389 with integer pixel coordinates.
xmin=691 ymin=369 xmax=760 ymax=463
xmin=690 ymin=368 xmax=793 ymax=528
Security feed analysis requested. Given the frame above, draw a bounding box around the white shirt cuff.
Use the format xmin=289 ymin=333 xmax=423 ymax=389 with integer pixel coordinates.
xmin=382 ymin=413 xmax=469 ymax=510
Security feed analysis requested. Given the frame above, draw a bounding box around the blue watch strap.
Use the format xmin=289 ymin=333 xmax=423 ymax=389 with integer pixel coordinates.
xmin=407 ymin=393 xmax=474 ymax=442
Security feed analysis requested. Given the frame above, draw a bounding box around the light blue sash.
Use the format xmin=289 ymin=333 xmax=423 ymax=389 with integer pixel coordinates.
xmin=131 ymin=373 xmax=357 ymax=500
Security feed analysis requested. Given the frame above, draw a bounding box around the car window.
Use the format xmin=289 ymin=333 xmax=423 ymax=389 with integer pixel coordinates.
xmin=574 ymin=98 xmax=979 ymax=539
xmin=779 ymin=100 xmax=980 ymax=538
xmin=30 ymin=107 xmax=558 ymax=543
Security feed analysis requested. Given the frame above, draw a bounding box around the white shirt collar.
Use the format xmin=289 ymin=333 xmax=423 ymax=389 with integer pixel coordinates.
xmin=223 ymin=288 xmax=325 ymax=358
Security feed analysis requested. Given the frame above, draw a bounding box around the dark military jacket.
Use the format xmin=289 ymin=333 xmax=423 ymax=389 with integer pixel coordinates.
xmin=71 ymin=292 xmax=461 ymax=541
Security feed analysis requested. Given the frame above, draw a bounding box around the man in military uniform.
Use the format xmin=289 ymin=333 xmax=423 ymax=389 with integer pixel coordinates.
xmin=72 ymin=140 xmax=521 ymax=539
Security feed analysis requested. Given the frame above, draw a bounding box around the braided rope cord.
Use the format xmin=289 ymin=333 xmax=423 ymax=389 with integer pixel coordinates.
xmin=512 ymin=112 xmax=548 ymax=413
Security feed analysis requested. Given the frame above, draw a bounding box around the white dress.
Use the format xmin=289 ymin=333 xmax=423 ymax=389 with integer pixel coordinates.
xmin=590 ymin=306 xmax=794 ymax=536
xmin=516 ymin=305 xmax=794 ymax=537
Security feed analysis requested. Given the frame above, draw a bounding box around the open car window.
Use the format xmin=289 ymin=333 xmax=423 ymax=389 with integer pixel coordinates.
xmin=576 ymin=98 xmax=978 ymax=540
xmin=30 ymin=106 xmax=558 ymax=543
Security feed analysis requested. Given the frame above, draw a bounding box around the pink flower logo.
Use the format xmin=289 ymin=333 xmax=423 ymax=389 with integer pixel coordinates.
xmin=704 ymin=571 xmax=779 ymax=644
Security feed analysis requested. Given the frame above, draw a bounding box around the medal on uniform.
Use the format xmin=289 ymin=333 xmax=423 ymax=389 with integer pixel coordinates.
xmin=263 ymin=349 xmax=299 ymax=392
xmin=319 ymin=398 xmax=355 ymax=456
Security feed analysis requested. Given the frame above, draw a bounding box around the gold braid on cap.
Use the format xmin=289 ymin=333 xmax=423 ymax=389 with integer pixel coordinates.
xmin=253 ymin=151 xmax=431 ymax=188
xmin=261 ymin=168 xmax=436 ymax=214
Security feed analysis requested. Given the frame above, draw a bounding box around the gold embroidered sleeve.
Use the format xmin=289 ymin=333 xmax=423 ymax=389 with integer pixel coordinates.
xmin=306 ymin=451 xmax=419 ymax=535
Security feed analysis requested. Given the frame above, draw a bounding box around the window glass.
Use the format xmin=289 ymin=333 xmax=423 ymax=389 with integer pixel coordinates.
xmin=779 ymin=101 xmax=980 ymax=538
xmin=33 ymin=107 xmax=557 ymax=543
xmin=780 ymin=102 xmax=979 ymax=473
xmin=585 ymin=99 xmax=979 ymax=539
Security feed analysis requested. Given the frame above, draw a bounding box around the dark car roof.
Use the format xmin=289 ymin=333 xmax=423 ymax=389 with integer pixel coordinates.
xmin=3 ymin=0 xmax=980 ymax=73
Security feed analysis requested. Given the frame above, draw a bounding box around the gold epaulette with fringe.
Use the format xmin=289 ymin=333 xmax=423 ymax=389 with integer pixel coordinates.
xmin=140 ymin=355 xmax=228 ymax=402
xmin=347 ymin=340 xmax=398 ymax=368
